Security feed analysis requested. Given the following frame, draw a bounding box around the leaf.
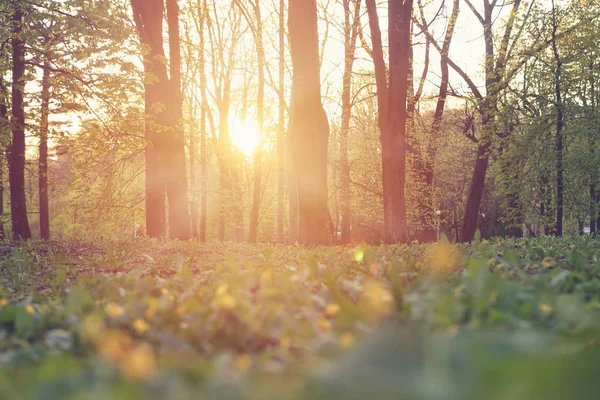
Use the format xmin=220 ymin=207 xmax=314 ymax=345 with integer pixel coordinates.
xmin=55 ymin=268 xmax=67 ymax=286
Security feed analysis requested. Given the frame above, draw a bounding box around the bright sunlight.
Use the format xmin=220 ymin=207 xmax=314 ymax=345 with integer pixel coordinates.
xmin=230 ymin=119 xmax=261 ymax=157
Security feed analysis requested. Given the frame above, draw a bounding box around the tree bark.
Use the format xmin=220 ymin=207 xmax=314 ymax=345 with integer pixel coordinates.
xmin=39 ymin=48 xmax=51 ymax=240
xmin=165 ymin=0 xmax=190 ymax=240
xmin=385 ymin=0 xmax=412 ymax=243
xmin=339 ymin=0 xmax=362 ymax=245
xmin=278 ymin=0 xmax=285 ymax=243
xmin=288 ymin=0 xmax=332 ymax=244
xmin=551 ymin=0 xmax=563 ymax=236
xmin=131 ymin=0 xmax=190 ymax=240
xmin=8 ymin=3 xmax=31 ymax=240
xmin=131 ymin=0 xmax=167 ymax=238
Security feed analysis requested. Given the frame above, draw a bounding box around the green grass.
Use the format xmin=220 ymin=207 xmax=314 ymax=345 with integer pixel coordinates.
xmin=1 ymin=236 xmax=600 ymax=399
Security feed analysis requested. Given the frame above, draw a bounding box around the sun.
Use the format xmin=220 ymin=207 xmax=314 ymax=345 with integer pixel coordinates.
xmin=230 ymin=119 xmax=261 ymax=157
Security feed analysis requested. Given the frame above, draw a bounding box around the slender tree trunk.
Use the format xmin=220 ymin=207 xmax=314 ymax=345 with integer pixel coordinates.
xmin=339 ymin=0 xmax=361 ymax=245
xmin=198 ymin=3 xmax=208 ymax=242
xmin=39 ymin=50 xmax=51 ymax=240
xmin=386 ymin=0 xmax=412 ymax=243
xmin=551 ymin=0 xmax=563 ymax=237
xmin=189 ymin=103 xmax=199 ymax=238
xmin=365 ymin=0 xmax=389 ymax=236
xmin=0 ymin=98 xmax=5 ymax=241
xmin=8 ymin=4 xmax=31 ymax=240
xmin=288 ymin=134 xmax=298 ymax=243
xmin=288 ymin=0 xmax=331 ymax=244
xmin=247 ymin=1 xmax=266 ymax=243
xmin=277 ymin=0 xmax=285 ymax=244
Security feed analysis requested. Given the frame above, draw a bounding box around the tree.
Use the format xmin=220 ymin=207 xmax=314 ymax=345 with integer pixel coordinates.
xmin=288 ymin=0 xmax=332 ymax=244
xmin=130 ymin=0 xmax=190 ymax=240
xmin=8 ymin=1 xmax=31 ymax=240
xmin=365 ymin=0 xmax=412 ymax=243
xmin=339 ymin=0 xmax=362 ymax=245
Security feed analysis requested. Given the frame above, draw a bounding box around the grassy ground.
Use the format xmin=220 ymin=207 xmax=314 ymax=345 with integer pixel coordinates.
xmin=1 ymin=236 xmax=600 ymax=399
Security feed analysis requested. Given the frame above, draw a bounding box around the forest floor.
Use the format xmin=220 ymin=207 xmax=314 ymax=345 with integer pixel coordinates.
xmin=0 ymin=236 xmax=600 ymax=399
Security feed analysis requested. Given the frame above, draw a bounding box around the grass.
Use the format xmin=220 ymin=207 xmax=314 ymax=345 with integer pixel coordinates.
xmin=0 ymin=235 xmax=600 ymax=399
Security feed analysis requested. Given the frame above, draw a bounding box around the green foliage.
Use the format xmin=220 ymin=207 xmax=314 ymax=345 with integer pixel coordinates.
xmin=0 ymin=238 xmax=599 ymax=398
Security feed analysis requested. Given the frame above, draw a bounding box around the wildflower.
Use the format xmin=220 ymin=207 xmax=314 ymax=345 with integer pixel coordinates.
xmin=217 ymin=293 xmax=237 ymax=310
xmin=25 ymin=304 xmax=35 ymax=315
xmin=99 ymin=330 xmax=132 ymax=363
xmin=539 ymin=303 xmax=553 ymax=314
xmin=325 ymin=303 xmax=341 ymax=318
xmin=133 ymin=319 xmax=149 ymax=335
xmin=0 ymin=299 xmax=8 ymax=307
xmin=106 ymin=303 xmax=124 ymax=318
xmin=317 ymin=317 xmax=331 ymax=332
xmin=82 ymin=314 xmax=105 ymax=342
xmin=340 ymin=332 xmax=355 ymax=347
xmin=234 ymin=354 xmax=252 ymax=372
xmin=121 ymin=343 xmax=156 ymax=380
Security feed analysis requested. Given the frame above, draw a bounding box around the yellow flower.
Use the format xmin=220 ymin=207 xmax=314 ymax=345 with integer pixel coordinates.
xmin=176 ymin=304 xmax=187 ymax=316
xmin=539 ymin=303 xmax=553 ymax=314
xmin=133 ymin=319 xmax=149 ymax=335
xmin=361 ymin=281 xmax=393 ymax=317
xmin=106 ymin=303 xmax=124 ymax=318
xmin=99 ymin=330 xmax=132 ymax=363
xmin=216 ymin=284 xmax=228 ymax=296
xmin=82 ymin=314 xmax=105 ymax=342
xmin=368 ymin=264 xmax=379 ymax=276
xmin=145 ymin=300 xmax=158 ymax=321
xmin=0 ymin=299 xmax=8 ymax=307
xmin=317 ymin=317 xmax=331 ymax=332
xmin=325 ymin=303 xmax=341 ymax=318
xmin=340 ymin=332 xmax=355 ymax=347
xmin=25 ymin=304 xmax=35 ymax=315
xmin=217 ymin=294 xmax=237 ymax=310
xmin=121 ymin=343 xmax=156 ymax=380
xmin=279 ymin=336 xmax=291 ymax=349
xmin=234 ymin=354 xmax=252 ymax=372
xmin=260 ymin=268 xmax=274 ymax=287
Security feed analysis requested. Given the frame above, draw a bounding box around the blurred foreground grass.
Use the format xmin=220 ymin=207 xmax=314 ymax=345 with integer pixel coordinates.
xmin=0 ymin=236 xmax=600 ymax=399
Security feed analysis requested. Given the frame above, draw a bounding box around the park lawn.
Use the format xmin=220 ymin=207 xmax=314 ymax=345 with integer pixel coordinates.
xmin=0 ymin=236 xmax=600 ymax=399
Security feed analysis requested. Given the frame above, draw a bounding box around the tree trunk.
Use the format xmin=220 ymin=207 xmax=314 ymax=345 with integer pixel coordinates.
xmin=8 ymin=4 xmax=31 ymax=240
xmin=551 ymin=0 xmax=563 ymax=237
xmin=131 ymin=0 xmax=167 ymax=238
xmin=198 ymin=3 xmax=208 ymax=242
xmin=288 ymin=0 xmax=331 ymax=244
xmin=288 ymin=134 xmax=298 ymax=243
xmin=165 ymin=0 xmax=190 ymax=240
xmin=339 ymin=0 xmax=361 ymax=245
xmin=189 ymin=103 xmax=198 ymax=238
xmin=247 ymin=1 xmax=266 ymax=243
xmin=277 ymin=0 xmax=285 ymax=243
xmin=0 ymin=98 xmax=5 ymax=241
xmin=365 ymin=0 xmax=389 ymax=236
xmin=385 ymin=0 xmax=412 ymax=243
xmin=39 ymin=49 xmax=51 ymax=240
xmin=462 ymin=138 xmax=490 ymax=242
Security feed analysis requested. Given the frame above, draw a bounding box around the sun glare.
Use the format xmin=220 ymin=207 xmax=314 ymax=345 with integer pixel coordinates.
xmin=230 ymin=119 xmax=261 ymax=157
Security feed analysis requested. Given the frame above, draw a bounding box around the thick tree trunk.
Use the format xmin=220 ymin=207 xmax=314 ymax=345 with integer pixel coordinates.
xmin=288 ymin=0 xmax=331 ymax=244
xmin=385 ymin=0 xmax=412 ymax=243
xmin=8 ymin=4 xmax=31 ymax=240
xmin=39 ymin=51 xmax=51 ymax=240
xmin=165 ymin=0 xmax=190 ymax=240
xmin=131 ymin=0 xmax=167 ymax=238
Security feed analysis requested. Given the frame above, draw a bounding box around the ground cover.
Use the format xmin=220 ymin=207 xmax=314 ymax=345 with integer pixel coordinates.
xmin=0 ymin=236 xmax=600 ymax=399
